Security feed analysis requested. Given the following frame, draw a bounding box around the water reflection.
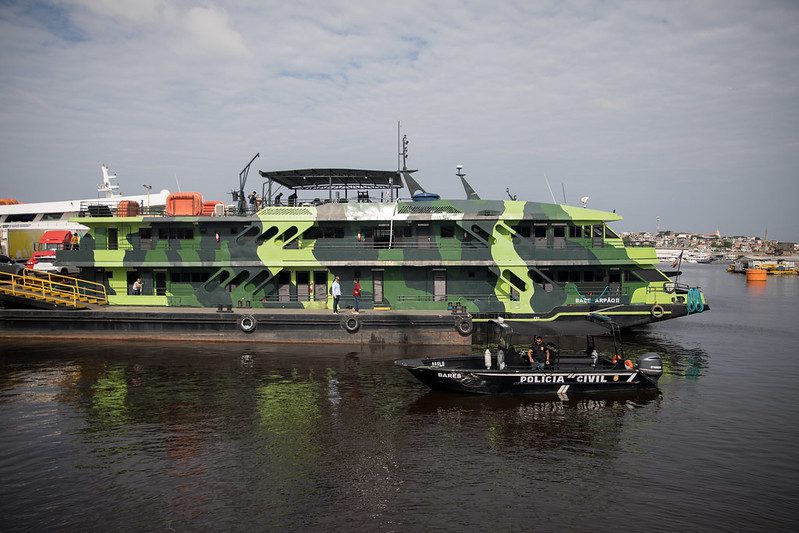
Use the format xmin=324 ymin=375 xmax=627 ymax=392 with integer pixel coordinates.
xmin=746 ymin=279 xmax=767 ymax=296
xmin=91 ymin=366 xmax=130 ymax=426
xmin=625 ymin=330 xmax=709 ymax=377
xmin=256 ymin=373 xmax=321 ymax=478
xmin=0 ymin=338 xmax=683 ymax=530
xmin=408 ymin=390 xmax=661 ymax=454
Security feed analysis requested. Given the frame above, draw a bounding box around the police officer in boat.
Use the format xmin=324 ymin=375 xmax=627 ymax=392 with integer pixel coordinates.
xmin=527 ymin=335 xmax=550 ymax=370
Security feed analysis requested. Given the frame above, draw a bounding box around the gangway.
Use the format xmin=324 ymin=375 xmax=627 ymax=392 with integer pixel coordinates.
xmin=0 ymin=271 xmax=107 ymax=309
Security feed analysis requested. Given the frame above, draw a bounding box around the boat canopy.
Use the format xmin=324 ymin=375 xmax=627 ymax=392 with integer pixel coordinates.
xmin=259 ymin=169 xmax=402 ymax=191
xmin=258 ymin=168 xmax=405 ymax=206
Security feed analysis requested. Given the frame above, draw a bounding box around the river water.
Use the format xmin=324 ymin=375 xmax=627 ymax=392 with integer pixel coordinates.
xmin=1 ymin=264 xmax=798 ymax=531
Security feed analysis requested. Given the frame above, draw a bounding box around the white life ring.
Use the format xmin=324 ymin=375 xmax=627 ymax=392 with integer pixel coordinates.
xmin=650 ymin=304 xmax=665 ymax=319
xmin=344 ymin=316 xmax=360 ymax=333
xmin=239 ymin=314 xmax=257 ymax=333
xmin=456 ymin=317 xmax=473 ymax=336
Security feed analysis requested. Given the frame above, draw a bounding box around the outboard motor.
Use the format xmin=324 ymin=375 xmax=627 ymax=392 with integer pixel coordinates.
xmin=637 ymin=353 xmax=663 ymax=381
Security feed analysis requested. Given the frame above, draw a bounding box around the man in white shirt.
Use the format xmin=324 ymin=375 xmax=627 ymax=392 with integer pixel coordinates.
xmin=331 ymin=276 xmax=341 ymax=314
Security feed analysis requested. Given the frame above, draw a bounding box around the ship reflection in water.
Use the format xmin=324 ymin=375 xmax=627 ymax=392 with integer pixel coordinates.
xmin=1 ymin=266 xmax=798 ymax=531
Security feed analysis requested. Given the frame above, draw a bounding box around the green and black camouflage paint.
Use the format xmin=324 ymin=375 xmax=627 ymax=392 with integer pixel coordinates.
xmin=61 ymin=198 xmax=707 ymax=327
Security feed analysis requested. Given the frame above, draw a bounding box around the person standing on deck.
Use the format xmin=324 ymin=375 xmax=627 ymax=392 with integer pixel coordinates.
xmin=352 ymin=278 xmax=361 ymax=314
xmin=331 ymin=276 xmax=341 ymax=314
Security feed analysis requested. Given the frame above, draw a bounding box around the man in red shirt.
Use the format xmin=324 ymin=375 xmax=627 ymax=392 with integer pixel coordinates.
xmin=353 ymin=278 xmax=361 ymax=314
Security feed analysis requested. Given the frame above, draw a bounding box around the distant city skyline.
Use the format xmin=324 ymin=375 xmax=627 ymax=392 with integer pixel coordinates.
xmin=1 ymin=1 xmax=797 ymax=241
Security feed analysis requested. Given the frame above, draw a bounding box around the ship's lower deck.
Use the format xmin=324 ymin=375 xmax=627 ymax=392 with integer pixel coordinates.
xmin=70 ymin=264 xmax=707 ymax=329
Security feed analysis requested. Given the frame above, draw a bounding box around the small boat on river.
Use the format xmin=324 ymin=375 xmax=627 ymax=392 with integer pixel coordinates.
xmin=395 ymin=314 xmax=663 ymax=397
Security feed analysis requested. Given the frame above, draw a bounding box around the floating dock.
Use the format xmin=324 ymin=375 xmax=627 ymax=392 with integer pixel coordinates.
xmin=0 ymin=307 xmax=473 ymax=346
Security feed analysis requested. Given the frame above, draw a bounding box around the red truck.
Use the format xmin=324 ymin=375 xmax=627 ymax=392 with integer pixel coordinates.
xmin=25 ymin=230 xmax=80 ymax=275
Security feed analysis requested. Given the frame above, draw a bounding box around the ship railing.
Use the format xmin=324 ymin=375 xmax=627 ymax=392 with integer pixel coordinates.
xmin=562 ymin=283 xmax=628 ymax=297
xmin=396 ymin=293 xmax=517 ymax=303
xmin=257 ymin=294 xmax=336 ymax=303
xmin=0 ymin=270 xmax=107 ymax=307
xmin=85 ymin=239 xmax=605 ymax=252
xmin=647 ymin=282 xmax=695 ymax=294
xmin=308 ymin=240 xmax=604 ymax=251
xmin=78 ymin=202 xmax=167 ymax=217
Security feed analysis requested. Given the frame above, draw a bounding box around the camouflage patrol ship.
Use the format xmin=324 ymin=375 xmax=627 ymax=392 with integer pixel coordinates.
xmin=59 ymin=159 xmax=707 ymax=330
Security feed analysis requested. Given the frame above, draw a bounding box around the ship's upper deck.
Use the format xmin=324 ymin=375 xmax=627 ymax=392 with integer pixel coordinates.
xmin=259 ymin=168 xmax=404 ymax=205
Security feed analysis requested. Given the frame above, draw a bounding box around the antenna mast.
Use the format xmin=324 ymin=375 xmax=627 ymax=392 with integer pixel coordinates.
xmin=544 ymin=173 xmax=557 ymax=204
xmin=397 ymin=121 xmax=401 ymax=172
xmin=400 ymin=134 xmax=409 ymax=171
xmin=237 ymin=152 xmax=260 ymax=215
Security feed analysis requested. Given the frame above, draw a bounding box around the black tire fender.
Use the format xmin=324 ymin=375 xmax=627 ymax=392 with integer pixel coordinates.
xmin=343 ymin=316 xmax=360 ymax=333
xmin=650 ymin=304 xmax=665 ymax=319
xmin=239 ymin=314 xmax=257 ymax=333
xmin=456 ymin=317 xmax=473 ymax=336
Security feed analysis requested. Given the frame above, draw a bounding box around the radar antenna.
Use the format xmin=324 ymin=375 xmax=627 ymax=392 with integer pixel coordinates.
xmin=456 ymin=165 xmax=480 ymax=200
xmin=98 ymin=164 xmax=121 ymax=198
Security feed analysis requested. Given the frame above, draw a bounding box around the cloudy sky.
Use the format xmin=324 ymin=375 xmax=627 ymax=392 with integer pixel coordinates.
xmin=1 ymin=0 xmax=797 ymax=240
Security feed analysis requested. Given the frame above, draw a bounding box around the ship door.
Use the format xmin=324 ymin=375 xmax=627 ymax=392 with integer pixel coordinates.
xmin=278 ymin=271 xmax=291 ymax=302
xmin=313 ymin=271 xmax=328 ymax=301
xmin=417 ymin=223 xmax=431 ymax=248
xmin=433 ymin=269 xmax=447 ymax=301
xmin=592 ymin=225 xmax=604 ymax=248
xmin=297 ymin=271 xmax=311 ymax=302
xmin=553 ymin=224 xmax=566 ymax=249
xmin=126 ymin=271 xmax=139 ymax=295
xmin=108 ymin=228 xmax=118 ymax=250
xmin=154 ymin=270 xmax=167 ymax=295
xmin=533 ymin=224 xmax=547 ymax=248
xmin=372 ymin=269 xmax=384 ymax=304
xmin=139 ymin=227 xmax=152 ymax=250
xmin=609 ymin=268 xmax=621 ymax=295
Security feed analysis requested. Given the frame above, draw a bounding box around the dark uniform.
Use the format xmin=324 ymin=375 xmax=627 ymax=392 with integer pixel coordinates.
xmin=528 ymin=337 xmax=550 ymax=369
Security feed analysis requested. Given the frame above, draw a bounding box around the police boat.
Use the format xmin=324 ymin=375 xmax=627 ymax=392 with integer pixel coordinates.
xmin=395 ymin=314 xmax=663 ymax=396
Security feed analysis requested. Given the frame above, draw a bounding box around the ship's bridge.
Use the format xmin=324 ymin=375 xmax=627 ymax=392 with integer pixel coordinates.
xmin=258 ymin=168 xmax=403 ymax=207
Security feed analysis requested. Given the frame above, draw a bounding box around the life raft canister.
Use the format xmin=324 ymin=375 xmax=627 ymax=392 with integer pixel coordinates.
xmin=650 ymin=304 xmax=665 ymax=319
xmin=239 ymin=314 xmax=257 ymax=333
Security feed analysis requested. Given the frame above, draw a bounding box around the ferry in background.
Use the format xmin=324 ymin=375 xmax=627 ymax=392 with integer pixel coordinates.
xmin=57 ymin=142 xmax=709 ymax=330
xmin=656 ymin=249 xmax=713 ymax=264
xmin=728 ymin=256 xmax=798 ymax=275
xmin=0 ymin=165 xmax=169 ymax=261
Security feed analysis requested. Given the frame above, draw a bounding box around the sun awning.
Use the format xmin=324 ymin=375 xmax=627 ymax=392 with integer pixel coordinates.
xmin=258 ymin=168 xmax=402 ymax=190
